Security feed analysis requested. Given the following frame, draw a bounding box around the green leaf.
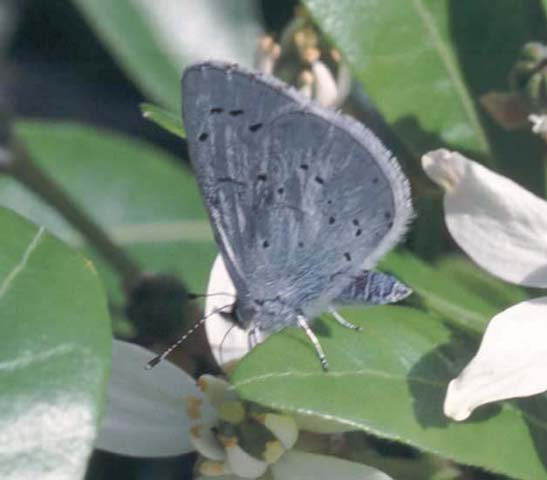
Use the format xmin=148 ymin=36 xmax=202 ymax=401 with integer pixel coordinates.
xmin=446 ymin=0 xmax=547 ymax=193
xmin=435 ymin=254 xmax=528 ymax=312
xmin=71 ymin=0 xmax=180 ymax=108
xmin=381 ymin=250 xmax=496 ymax=333
xmin=141 ymin=103 xmax=185 ymax=138
xmin=0 ymin=207 xmax=111 ymax=479
xmin=233 ymin=306 xmax=547 ymax=480
xmin=0 ymin=121 xmax=216 ymax=304
xmin=72 ymin=0 xmax=263 ymax=108
xmin=303 ymin=0 xmax=491 ymax=160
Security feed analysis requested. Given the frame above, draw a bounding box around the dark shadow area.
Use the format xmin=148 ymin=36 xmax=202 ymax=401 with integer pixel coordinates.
xmin=392 ymin=115 xmax=493 ymax=167
xmin=517 ymin=393 xmax=547 ymax=471
xmin=389 ymin=114 xmax=494 ymax=260
xmin=407 ymin=326 xmax=501 ymax=429
xmin=312 ymin=315 xmax=333 ymax=338
xmin=4 ymin=0 xmax=189 ymax=164
xmin=449 ymin=0 xmax=547 ymax=196
xmin=85 ymin=450 xmax=196 ymax=480
xmin=523 ymin=266 xmax=547 ymax=287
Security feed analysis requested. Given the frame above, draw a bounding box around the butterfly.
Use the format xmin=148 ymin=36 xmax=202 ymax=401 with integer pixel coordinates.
xmin=182 ymin=61 xmax=413 ymax=370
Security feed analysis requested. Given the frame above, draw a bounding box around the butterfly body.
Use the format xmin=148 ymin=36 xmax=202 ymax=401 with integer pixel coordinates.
xmin=182 ymin=61 xmax=413 ymax=364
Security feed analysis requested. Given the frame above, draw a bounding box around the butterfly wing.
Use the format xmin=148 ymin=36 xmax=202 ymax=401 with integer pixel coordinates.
xmin=183 ymin=62 xmax=301 ymax=301
xmin=183 ymin=61 xmax=412 ymax=328
xmin=334 ymin=270 xmax=412 ymax=305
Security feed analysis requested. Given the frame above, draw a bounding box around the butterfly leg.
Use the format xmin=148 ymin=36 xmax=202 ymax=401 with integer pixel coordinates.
xmin=329 ymin=307 xmax=362 ymax=331
xmin=297 ymin=315 xmax=329 ymax=371
xmin=248 ymin=326 xmax=260 ymax=350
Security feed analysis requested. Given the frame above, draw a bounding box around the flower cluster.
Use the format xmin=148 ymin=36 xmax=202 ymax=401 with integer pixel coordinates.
xmin=96 ymin=340 xmax=393 ymax=479
xmin=254 ymin=9 xmax=351 ymax=108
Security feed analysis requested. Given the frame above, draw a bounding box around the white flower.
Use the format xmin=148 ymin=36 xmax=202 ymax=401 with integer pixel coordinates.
xmin=204 ymin=255 xmax=262 ymax=369
xmin=529 ymin=114 xmax=547 ymax=143
xmin=422 ymin=149 xmax=547 ymax=421
xmin=254 ymin=35 xmax=281 ymax=75
xmin=254 ymin=28 xmax=351 ymax=108
xmin=96 ymin=340 xmax=393 ymax=480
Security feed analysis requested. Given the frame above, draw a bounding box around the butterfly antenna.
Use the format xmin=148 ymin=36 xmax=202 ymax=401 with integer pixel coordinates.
xmin=145 ymin=303 xmax=234 ymax=369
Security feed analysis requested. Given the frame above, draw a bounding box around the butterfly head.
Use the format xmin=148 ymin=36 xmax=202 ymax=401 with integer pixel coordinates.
xmin=232 ymin=295 xmax=298 ymax=332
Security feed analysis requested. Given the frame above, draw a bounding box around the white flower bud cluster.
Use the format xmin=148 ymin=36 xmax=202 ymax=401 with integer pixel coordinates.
xmin=254 ymin=9 xmax=351 ymax=109
xmin=191 ymin=375 xmax=298 ymax=479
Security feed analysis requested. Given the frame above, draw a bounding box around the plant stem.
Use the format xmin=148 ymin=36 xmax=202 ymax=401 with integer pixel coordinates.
xmin=1 ymin=138 xmax=142 ymax=290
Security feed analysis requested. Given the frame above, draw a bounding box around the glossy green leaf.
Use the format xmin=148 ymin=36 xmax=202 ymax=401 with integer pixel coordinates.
xmin=446 ymin=0 xmax=547 ymax=193
xmin=233 ymin=306 xmax=547 ymax=480
xmin=381 ymin=250 xmax=496 ymax=333
xmin=435 ymin=254 xmax=529 ymax=312
xmin=72 ymin=0 xmax=180 ymax=108
xmin=72 ymin=0 xmax=263 ymax=108
xmin=304 ymin=0 xmax=491 ymax=160
xmin=0 ymin=207 xmax=111 ymax=479
xmin=141 ymin=103 xmax=185 ymax=138
xmin=0 ymin=121 xmax=216 ymax=304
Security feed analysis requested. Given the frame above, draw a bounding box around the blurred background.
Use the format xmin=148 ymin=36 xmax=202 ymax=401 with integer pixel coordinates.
xmin=1 ymin=1 xmax=547 ymax=479
xmin=1 ymin=1 xmax=298 ymax=155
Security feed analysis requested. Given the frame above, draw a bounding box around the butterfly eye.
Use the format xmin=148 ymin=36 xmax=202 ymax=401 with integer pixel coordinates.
xmin=328 ymin=216 xmax=336 ymax=225
xmin=355 ymin=229 xmax=362 ymax=237
xmin=198 ymin=133 xmax=209 ymax=141
xmin=249 ymin=123 xmax=263 ymax=132
xmin=384 ymin=211 xmax=392 ymax=219
xmin=300 ymin=163 xmax=309 ymax=171
xmin=344 ymin=252 xmax=352 ymax=261
xmin=229 ymin=109 xmax=244 ymax=116
xmin=210 ymin=107 xmax=223 ymax=114
xmin=314 ymin=176 xmax=324 ymax=185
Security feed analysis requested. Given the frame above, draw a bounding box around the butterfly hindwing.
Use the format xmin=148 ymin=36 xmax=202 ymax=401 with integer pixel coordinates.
xmin=334 ymin=270 xmax=412 ymax=305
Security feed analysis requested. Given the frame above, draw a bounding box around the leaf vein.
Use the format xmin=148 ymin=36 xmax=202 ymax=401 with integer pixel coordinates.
xmin=0 ymin=227 xmax=45 ymax=299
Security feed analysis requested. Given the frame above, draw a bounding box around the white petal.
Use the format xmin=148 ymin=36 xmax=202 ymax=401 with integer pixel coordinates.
xmin=190 ymin=423 xmax=226 ymax=461
xmin=330 ymin=49 xmax=352 ymax=108
xmin=254 ymin=35 xmax=280 ymax=75
xmin=205 ymin=255 xmax=266 ymax=366
xmin=298 ymin=70 xmax=314 ymax=99
xmin=255 ymin=414 xmax=298 ymax=449
xmin=444 ymin=296 xmax=547 ymax=421
xmin=422 ymin=149 xmax=547 ymax=287
xmin=271 ymin=451 xmax=393 ymax=480
xmin=96 ymin=340 xmax=216 ymax=457
xmin=225 ymin=443 xmax=269 ymax=479
xmin=530 ymin=114 xmax=547 ymax=134
xmin=198 ymin=374 xmax=238 ymax=409
xmin=311 ymin=60 xmax=338 ymax=108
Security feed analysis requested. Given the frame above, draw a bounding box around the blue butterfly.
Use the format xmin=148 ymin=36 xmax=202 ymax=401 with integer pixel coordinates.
xmin=182 ymin=61 xmax=413 ymax=370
